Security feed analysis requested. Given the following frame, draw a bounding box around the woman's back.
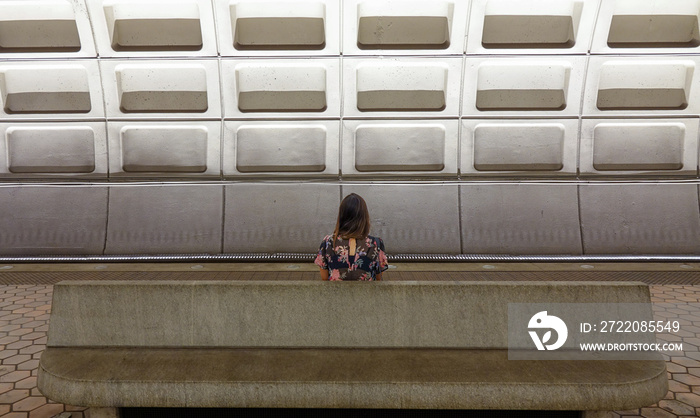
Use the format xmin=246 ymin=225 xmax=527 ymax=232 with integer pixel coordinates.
xmin=316 ymin=193 xmax=388 ymax=281
xmin=315 ymin=234 xmax=387 ymax=281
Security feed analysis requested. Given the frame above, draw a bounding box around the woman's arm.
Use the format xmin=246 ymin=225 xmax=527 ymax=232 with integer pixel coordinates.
xmin=320 ymin=269 xmax=329 ymax=281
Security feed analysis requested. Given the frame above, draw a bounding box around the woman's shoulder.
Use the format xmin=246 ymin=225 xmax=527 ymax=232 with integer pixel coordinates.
xmin=366 ymin=235 xmax=385 ymax=248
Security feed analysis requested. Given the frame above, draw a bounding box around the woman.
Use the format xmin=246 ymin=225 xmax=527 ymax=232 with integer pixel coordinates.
xmin=315 ymin=193 xmax=388 ymax=281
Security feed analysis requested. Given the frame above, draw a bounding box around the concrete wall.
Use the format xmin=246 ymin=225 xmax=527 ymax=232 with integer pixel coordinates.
xmin=1 ymin=0 xmax=699 ymax=255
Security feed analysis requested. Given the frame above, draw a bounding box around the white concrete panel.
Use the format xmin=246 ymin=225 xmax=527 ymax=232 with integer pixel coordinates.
xmin=591 ymin=0 xmax=700 ymax=54
xmin=0 ymin=122 xmax=107 ymax=178
xmin=466 ymin=0 xmax=599 ymax=54
xmin=341 ymin=184 xmax=461 ymax=254
xmin=105 ymin=184 xmax=223 ymax=254
xmin=101 ymin=60 xmax=220 ymax=119
xmin=462 ymin=57 xmax=586 ymax=117
xmin=460 ymin=184 xmax=582 ymax=254
xmin=579 ymin=184 xmax=700 ymax=254
xmin=461 ymin=119 xmax=578 ymax=177
xmin=223 ymin=120 xmax=339 ymax=178
xmin=343 ymin=0 xmax=469 ymax=55
xmin=108 ymin=121 xmax=221 ymax=178
xmin=0 ymin=0 xmax=96 ymax=58
xmin=342 ymin=120 xmax=458 ymax=177
xmin=343 ymin=57 xmax=462 ymax=118
xmin=224 ymin=183 xmax=339 ymax=252
xmin=86 ymin=0 xmax=217 ymax=57
xmin=0 ymin=185 xmax=107 ymax=255
xmin=0 ymin=61 xmax=103 ymax=120
xmin=580 ymin=119 xmax=699 ymax=177
xmin=216 ymin=0 xmax=340 ymax=56
xmin=583 ymin=56 xmax=700 ymax=116
xmin=222 ymin=59 xmax=340 ymax=119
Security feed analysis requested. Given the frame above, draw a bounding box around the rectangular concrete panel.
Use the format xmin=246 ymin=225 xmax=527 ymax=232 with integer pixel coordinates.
xmin=583 ymin=57 xmax=700 ymax=116
xmin=223 ymin=121 xmax=339 ymax=177
xmin=473 ymin=124 xmax=563 ymax=171
xmin=475 ymin=62 xmax=569 ymax=110
xmin=593 ymin=124 xmax=683 ymax=170
xmin=341 ymin=184 xmax=461 ymax=253
xmin=595 ymin=61 xmax=693 ymax=109
xmin=356 ymin=2 xmax=451 ymax=49
xmin=0 ymin=19 xmax=80 ymax=52
xmin=0 ymin=61 xmax=103 ymax=120
xmin=238 ymin=91 xmax=326 ymax=112
xmin=122 ymin=128 xmax=207 ymax=172
xmin=609 ymin=15 xmax=699 ymax=48
xmin=467 ymin=0 xmax=598 ymax=54
xmin=102 ymin=60 xmax=220 ymax=119
xmin=222 ymin=59 xmax=339 ymax=119
xmin=120 ymin=91 xmax=207 ymax=113
xmin=88 ymin=0 xmax=217 ymax=57
xmin=355 ymin=125 xmax=445 ymax=171
xmin=464 ymin=121 xmax=575 ymax=173
xmin=342 ymin=120 xmax=458 ymax=177
xmin=579 ymin=184 xmax=700 ymax=254
xmin=216 ymin=0 xmax=340 ymax=56
xmin=236 ymin=126 xmax=325 ymax=172
xmin=105 ymin=2 xmax=202 ymax=51
xmin=232 ymin=2 xmax=325 ymax=49
xmin=236 ymin=64 xmax=326 ymax=112
xmin=5 ymin=91 xmax=91 ymax=114
xmin=461 ymin=119 xmax=578 ymax=177
xmin=235 ymin=17 xmax=324 ymax=49
xmin=597 ymin=88 xmax=687 ymax=110
xmin=460 ymin=184 xmax=582 ymax=254
xmin=356 ymin=64 xmax=446 ymax=111
xmin=116 ymin=65 xmax=207 ymax=112
xmin=0 ymin=122 xmax=108 ymax=178
xmin=105 ymin=184 xmax=223 ymax=254
xmin=224 ymin=183 xmax=339 ymax=252
xmin=580 ymin=119 xmax=699 ymax=177
xmin=591 ymin=0 xmax=700 ymax=53
xmin=483 ymin=15 xmax=575 ymax=47
xmin=0 ymin=2 xmax=80 ymax=52
xmin=0 ymin=65 xmax=90 ymax=113
xmin=0 ymin=185 xmax=108 ymax=255
xmin=108 ymin=122 xmax=221 ymax=177
xmin=7 ymin=127 xmax=95 ymax=173
xmin=358 ymin=16 xmax=449 ymax=48
xmin=343 ymin=0 xmax=469 ymax=55
xmin=0 ymin=0 xmax=96 ymax=58
xmin=463 ymin=57 xmax=585 ymax=117
xmin=343 ymin=57 xmax=461 ymax=118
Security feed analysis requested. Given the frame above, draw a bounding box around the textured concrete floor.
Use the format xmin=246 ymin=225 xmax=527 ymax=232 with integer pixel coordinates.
xmin=1 ymin=263 xmax=700 ymax=417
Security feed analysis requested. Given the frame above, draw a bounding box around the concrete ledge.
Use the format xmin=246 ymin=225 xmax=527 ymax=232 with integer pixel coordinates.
xmin=46 ymin=280 xmax=652 ymax=348
xmin=38 ymin=347 xmax=668 ymax=410
xmin=39 ymin=280 xmax=667 ymax=411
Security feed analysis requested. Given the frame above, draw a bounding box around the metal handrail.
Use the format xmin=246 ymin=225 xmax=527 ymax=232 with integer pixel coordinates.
xmin=0 ymin=253 xmax=699 ymax=263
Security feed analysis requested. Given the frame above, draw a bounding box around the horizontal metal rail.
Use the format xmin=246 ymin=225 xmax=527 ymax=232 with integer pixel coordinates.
xmin=0 ymin=253 xmax=699 ymax=263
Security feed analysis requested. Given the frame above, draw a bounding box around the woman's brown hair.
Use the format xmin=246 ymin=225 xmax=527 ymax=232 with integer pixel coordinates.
xmin=333 ymin=193 xmax=371 ymax=241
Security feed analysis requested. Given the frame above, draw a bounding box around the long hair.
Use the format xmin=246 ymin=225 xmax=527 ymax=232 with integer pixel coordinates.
xmin=333 ymin=193 xmax=371 ymax=241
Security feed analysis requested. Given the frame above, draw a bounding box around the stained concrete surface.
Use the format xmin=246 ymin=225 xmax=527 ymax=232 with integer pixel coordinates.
xmin=1 ymin=263 xmax=700 ymax=416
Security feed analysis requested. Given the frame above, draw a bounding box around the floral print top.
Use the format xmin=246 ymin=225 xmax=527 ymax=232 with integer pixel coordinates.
xmin=315 ymin=235 xmax=388 ymax=281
